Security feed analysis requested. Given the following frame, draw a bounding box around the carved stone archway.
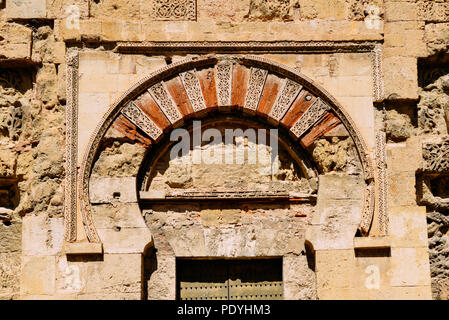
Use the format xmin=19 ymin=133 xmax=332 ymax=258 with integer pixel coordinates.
xmin=70 ymin=55 xmax=375 ymax=246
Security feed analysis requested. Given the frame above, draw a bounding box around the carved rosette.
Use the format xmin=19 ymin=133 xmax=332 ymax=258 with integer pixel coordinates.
xmin=244 ymin=68 xmax=268 ymax=112
xmin=290 ymin=98 xmax=330 ymax=139
xmin=148 ymin=82 xmax=182 ymax=124
xmin=121 ymin=101 xmax=163 ymax=141
xmin=152 ymin=0 xmax=196 ymax=21
xmin=215 ymin=62 xmax=233 ymax=107
xmin=180 ymin=70 xmax=207 ymax=112
xmin=268 ymin=79 xmax=302 ymax=122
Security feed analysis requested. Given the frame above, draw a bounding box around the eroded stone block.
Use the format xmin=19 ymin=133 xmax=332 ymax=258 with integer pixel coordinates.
xmin=22 ymin=215 xmax=63 ymax=256
xmin=390 ymin=247 xmax=432 ymax=287
xmin=97 ymin=227 xmax=152 ymax=254
xmin=89 ymin=177 xmax=138 ymax=204
xmin=6 ymin=0 xmax=46 ymax=19
xmin=0 ymin=23 xmax=32 ymax=61
xmin=20 ymin=256 xmax=56 ymax=295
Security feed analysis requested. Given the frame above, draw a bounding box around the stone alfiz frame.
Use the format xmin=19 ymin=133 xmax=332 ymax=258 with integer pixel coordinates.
xmin=65 ymin=41 xmax=385 ymax=247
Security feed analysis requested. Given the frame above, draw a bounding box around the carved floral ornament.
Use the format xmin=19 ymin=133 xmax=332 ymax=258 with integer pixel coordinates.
xmin=67 ymin=55 xmax=376 ymax=244
xmin=152 ymin=0 xmax=196 ymax=21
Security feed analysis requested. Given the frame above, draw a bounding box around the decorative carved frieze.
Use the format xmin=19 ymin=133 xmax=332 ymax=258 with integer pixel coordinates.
xmin=290 ymin=98 xmax=330 ymax=139
xmin=152 ymin=0 xmax=196 ymax=21
xmin=215 ymin=62 xmax=233 ymax=107
xmin=148 ymin=82 xmax=182 ymax=124
xmin=140 ymin=190 xmax=316 ymax=202
xmin=121 ymin=101 xmax=163 ymax=141
xmin=268 ymin=79 xmax=302 ymax=122
xmin=375 ymin=131 xmax=388 ymax=235
xmin=243 ymin=67 xmax=268 ymax=112
xmin=180 ymin=70 xmax=207 ymax=112
xmin=423 ymin=137 xmax=449 ymax=173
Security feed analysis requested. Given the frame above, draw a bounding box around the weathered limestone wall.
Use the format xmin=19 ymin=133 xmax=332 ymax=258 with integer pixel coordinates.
xmin=0 ymin=0 xmax=447 ymax=300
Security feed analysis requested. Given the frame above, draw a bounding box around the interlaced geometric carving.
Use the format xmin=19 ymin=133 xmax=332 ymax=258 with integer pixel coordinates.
xmin=180 ymin=70 xmax=206 ymax=112
xmin=423 ymin=138 xmax=449 ymax=173
xmin=151 ymin=0 xmax=196 ymax=21
xmin=215 ymin=62 xmax=233 ymax=107
xmin=244 ymin=68 xmax=268 ymax=112
xmin=121 ymin=101 xmax=163 ymax=141
xmin=290 ymin=98 xmax=330 ymax=139
xmin=148 ymin=82 xmax=182 ymax=124
xmin=268 ymin=79 xmax=302 ymax=122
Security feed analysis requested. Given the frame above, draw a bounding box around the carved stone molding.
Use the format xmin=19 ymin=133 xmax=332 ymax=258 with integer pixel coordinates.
xmin=360 ymin=182 xmax=375 ymax=235
xmin=65 ymin=50 xmax=79 ymax=242
xmin=151 ymin=0 xmax=196 ymax=21
xmin=117 ymin=41 xmax=380 ymax=54
xmin=375 ymin=131 xmax=388 ymax=235
xmin=372 ymin=43 xmax=384 ymax=101
xmin=121 ymin=101 xmax=163 ymax=141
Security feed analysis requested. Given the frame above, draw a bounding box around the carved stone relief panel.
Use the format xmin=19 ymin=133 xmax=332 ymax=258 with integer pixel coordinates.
xmin=215 ymin=62 xmax=233 ymax=107
xmin=121 ymin=101 xmax=163 ymax=141
xmin=290 ymin=98 xmax=330 ymax=139
xmin=151 ymin=0 xmax=197 ymax=21
xmin=148 ymin=82 xmax=183 ymax=124
xmin=243 ymin=68 xmax=268 ymax=112
xmin=268 ymin=79 xmax=302 ymax=123
xmin=423 ymin=137 xmax=449 ymax=173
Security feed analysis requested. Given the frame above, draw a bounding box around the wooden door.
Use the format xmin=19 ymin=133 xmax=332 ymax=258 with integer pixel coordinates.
xmin=177 ymin=258 xmax=283 ymax=300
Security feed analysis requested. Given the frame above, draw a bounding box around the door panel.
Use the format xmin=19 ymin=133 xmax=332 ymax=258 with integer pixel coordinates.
xmin=178 ymin=259 xmax=228 ymax=300
xmin=177 ymin=258 xmax=283 ymax=300
xmin=228 ymin=259 xmax=283 ymax=300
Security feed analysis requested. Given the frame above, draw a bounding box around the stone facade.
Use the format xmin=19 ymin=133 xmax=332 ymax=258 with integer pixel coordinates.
xmin=0 ymin=0 xmax=448 ymax=300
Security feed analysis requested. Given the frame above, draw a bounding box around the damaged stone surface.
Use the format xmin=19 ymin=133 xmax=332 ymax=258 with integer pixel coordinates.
xmin=144 ymin=201 xmax=316 ymax=299
xmin=418 ymin=74 xmax=449 ymax=135
xmin=0 ymin=22 xmax=32 ymax=62
xmin=246 ymin=0 xmax=299 ymax=21
xmin=146 ymin=123 xmax=316 ymax=194
xmin=92 ymin=140 xmax=146 ymax=177
xmin=0 ymin=221 xmax=21 ymax=300
xmin=427 ymin=210 xmax=449 ymax=300
xmin=310 ymin=137 xmax=361 ymax=174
